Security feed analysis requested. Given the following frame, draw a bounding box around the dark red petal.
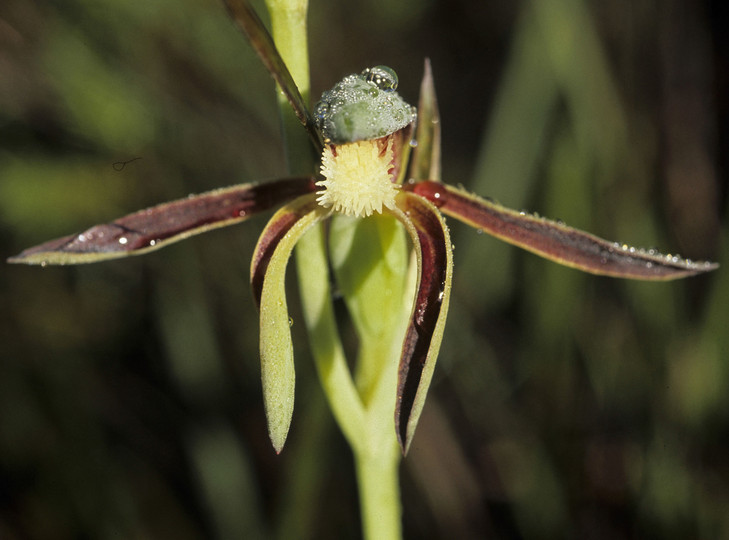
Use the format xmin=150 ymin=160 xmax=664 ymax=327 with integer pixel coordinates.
xmin=250 ymin=193 xmax=321 ymax=309
xmin=410 ymin=181 xmax=718 ymax=280
xmin=390 ymin=191 xmax=453 ymax=452
xmin=9 ymin=177 xmax=317 ymax=265
xmin=223 ymin=0 xmax=323 ymax=152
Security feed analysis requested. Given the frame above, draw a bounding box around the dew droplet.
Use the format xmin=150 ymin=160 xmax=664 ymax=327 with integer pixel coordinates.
xmin=362 ymin=65 xmax=399 ymax=91
xmin=288 ymin=317 xmax=294 ymax=327
xmin=118 ymin=237 xmax=128 ymax=245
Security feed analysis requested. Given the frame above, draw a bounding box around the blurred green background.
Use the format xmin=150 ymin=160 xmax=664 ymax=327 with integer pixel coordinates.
xmin=1 ymin=0 xmax=726 ymax=538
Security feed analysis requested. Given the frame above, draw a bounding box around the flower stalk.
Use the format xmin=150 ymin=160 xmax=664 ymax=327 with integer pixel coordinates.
xmin=263 ymin=1 xmax=405 ymax=537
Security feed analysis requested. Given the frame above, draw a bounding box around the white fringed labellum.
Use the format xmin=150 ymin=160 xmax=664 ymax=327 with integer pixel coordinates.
xmin=313 ymin=66 xmax=416 ymax=218
xmin=316 ymin=136 xmax=399 ymax=217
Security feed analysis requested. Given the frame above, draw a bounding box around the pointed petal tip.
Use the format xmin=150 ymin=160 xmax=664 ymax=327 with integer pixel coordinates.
xmin=270 ymin=431 xmax=288 ymax=455
xmin=396 ymin=423 xmax=412 ymax=456
xmin=7 ymin=254 xmax=25 ymax=265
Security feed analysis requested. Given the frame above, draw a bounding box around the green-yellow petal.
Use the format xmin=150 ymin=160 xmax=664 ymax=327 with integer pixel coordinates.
xmin=253 ymin=196 xmax=328 ymax=452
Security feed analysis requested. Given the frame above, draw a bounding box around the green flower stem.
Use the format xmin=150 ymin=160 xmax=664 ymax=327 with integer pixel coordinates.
xmin=265 ymin=0 xmax=309 ymax=90
xmin=295 ymin=226 xmax=366 ymax=453
xmin=264 ymin=2 xmax=403 ymax=538
xmin=353 ymin=342 xmax=403 ymax=540
xmin=265 ymin=0 xmax=314 ymax=175
xmin=355 ymin=442 xmax=402 ymax=540
xmin=329 ymin=215 xmax=410 ymax=539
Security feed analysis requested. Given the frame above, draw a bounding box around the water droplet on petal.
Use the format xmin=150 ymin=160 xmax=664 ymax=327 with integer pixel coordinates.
xmin=361 ymin=65 xmax=399 ymax=91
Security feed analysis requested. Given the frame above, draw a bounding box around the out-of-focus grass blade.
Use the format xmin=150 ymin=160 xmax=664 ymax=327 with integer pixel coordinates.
xmin=8 ymin=177 xmax=317 ymax=265
xmin=389 ymin=191 xmax=453 ymax=453
xmin=223 ymin=0 xmax=323 ymax=152
xmin=411 ymin=181 xmax=718 ymax=280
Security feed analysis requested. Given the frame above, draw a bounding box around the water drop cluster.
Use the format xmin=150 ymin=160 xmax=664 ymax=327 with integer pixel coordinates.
xmin=314 ymin=66 xmax=416 ymax=144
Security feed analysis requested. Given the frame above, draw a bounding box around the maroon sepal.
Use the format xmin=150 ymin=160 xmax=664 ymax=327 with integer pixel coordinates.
xmin=223 ymin=0 xmax=323 ymax=152
xmin=410 ymin=181 xmax=718 ymax=280
xmin=391 ymin=191 xmax=452 ymax=452
xmin=250 ymin=193 xmax=320 ymax=308
xmin=9 ymin=177 xmax=317 ymax=265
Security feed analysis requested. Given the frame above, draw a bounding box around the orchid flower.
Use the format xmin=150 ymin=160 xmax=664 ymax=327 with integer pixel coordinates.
xmin=8 ymin=2 xmax=718 ymax=537
xmin=8 ymin=0 xmax=717 ymax=454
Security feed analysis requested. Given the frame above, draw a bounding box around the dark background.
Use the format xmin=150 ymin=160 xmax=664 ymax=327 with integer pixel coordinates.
xmin=1 ymin=0 xmax=727 ymax=538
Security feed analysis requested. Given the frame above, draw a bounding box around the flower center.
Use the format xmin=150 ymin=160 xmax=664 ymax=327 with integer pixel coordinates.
xmin=316 ymin=136 xmax=399 ymax=218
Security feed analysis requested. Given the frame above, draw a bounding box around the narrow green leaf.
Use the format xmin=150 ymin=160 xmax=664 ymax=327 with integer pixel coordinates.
xmin=388 ymin=191 xmax=453 ymax=453
xmin=410 ymin=181 xmax=718 ymax=280
xmin=410 ymin=58 xmax=441 ymax=182
xmin=251 ymin=195 xmax=328 ymax=452
xmin=8 ymin=177 xmax=317 ymax=266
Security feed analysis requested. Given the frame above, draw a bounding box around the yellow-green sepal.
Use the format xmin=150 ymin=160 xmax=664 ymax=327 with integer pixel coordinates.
xmin=251 ymin=195 xmax=328 ymax=452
